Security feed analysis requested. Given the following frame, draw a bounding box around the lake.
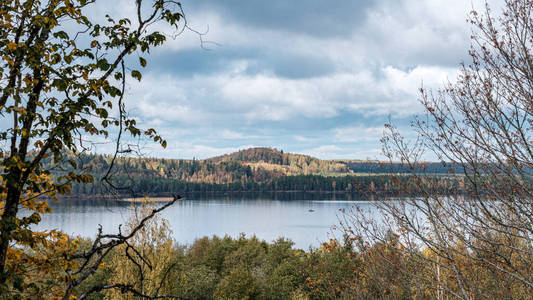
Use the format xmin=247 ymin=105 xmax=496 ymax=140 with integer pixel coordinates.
xmin=36 ymin=196 xmax=378 ymax=249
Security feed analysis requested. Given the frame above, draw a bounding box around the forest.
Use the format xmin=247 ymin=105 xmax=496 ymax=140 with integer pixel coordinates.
xmin=48 ymin=147 xmax=459 ymax=197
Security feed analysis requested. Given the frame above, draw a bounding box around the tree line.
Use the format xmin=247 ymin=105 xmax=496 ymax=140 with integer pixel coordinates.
xmin=46 ymin=149 xmax=462 ymax=197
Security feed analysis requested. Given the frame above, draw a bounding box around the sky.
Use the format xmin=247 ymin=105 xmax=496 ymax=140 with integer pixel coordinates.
xmin=95 ymin=0 xmax=500 ymax=160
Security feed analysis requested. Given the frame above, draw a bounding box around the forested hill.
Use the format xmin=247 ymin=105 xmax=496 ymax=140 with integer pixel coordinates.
xmin=51 ymin=147 xmax=456 ymax=195
xmin=208 ymin=147 xmax=455 ymax=175
xmin=52 ymin=147 xmax=351 ymax=186
xmin=207 ymin=147 xmax=349 ymax=175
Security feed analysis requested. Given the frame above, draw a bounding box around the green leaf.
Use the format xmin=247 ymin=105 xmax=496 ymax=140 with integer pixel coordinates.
xmin=97 ymin=58 xmax=110 ymax=71
xmin=53 ymin=31 xmax=69 ymax=40
xmin=131 ymin=70 xmax=142 ymax=81
xmin=139 ymin=57 xmax=147 ymax=67
xmin=68 ymin=160 xmax=77 ymax=169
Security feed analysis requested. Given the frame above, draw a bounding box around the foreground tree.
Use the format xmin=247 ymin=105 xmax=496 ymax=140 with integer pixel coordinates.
xmin=0 ymin=0 xmax=189 ymax=297
xmin=104 ymin=201 xmax=178 ymax=299
xmin=343 ymin=0 xmax=532 ymax=298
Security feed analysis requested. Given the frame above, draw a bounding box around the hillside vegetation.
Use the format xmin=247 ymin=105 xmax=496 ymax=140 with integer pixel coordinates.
xmin=48 ymin=147 xmax=457 ymax=196
xmin=209 ymin=147 xmax=349 ymax=176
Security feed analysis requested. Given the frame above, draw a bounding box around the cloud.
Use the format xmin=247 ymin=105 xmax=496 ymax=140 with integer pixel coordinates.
xmin=219 ymin=130 xmax=260 ymax=140
xmin=301 ymin=145 xmax=344 ymax=159
xmin=333 ymin=126 xmax=384 ymax=143
xmin=150 ymin=143 xmax=258 ymax=160
xmin=352 ymin=0 xmax=473 ymax=67
xmin=128 ymin=64 xmax=456 ymax=128
xmin=293 ymin=135 xmax=319 ymax=143
xmin=74 ymin=0 xmax=492 ymax=160
xmin=181 ymin=0 xmax=375 ymax=38
xmin=301 ymin=145 xmax=383 ymax=160
xmin=148 ymin=0 xmax=479 ymax=80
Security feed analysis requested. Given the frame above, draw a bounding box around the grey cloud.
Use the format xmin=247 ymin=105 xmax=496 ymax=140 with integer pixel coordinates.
xmin=109 ymin=0 xmax=487 ymax=160
xmin=149 ymin=46 xmax=335 ymax=79
xmin=351 ymin=0 xmax=476 ymax=67
xmin=181 ymin=0 xmax=375 ymax=38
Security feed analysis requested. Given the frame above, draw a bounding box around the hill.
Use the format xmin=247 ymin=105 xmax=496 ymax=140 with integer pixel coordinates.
xmin=208 ymin=147 xmax=350 ymax=176
xmin=49 ymin=147 xmax=455 ymax=196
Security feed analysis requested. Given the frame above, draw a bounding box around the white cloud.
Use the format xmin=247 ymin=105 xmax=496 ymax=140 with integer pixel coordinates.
xmin=128 ymin=64 xmax=457 ymax=126
xmin=218 ymin=74 xmax=336 ymax=120
xmin=125 ymin=74 xmax=211 ymax=124
xmin=293 ymin=135 xmax=318 ymax=143
xmin=219 ymin=130 xmax=260 ymax=140
xmin=301 ymin=145 xmax=343 ymax=159
xmin=153 ymin=143 xmax=258 ymax=159
xmin=333 ymin=126 xmax=384 ymax=143
xmin=301 ymin=145 xmax=384 ymax=160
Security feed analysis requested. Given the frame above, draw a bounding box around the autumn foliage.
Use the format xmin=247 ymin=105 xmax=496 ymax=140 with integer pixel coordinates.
xmin=0 ymin=0 xmax=185 ymax=297
xmin=343 ymin=0 xmax=533 ymax=299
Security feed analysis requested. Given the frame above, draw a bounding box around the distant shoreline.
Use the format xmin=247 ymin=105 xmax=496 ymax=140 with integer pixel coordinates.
xmin=49 ymin=191 xmax=398 ymax=203
xmin=120 ymin=197 xmax=176 ymax=203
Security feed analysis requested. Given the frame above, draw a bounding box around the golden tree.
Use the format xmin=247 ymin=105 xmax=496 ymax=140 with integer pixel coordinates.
xmin=105 ymin=201 xmax=178 ymax=299
xmin=0 ymin=0 xmax=189 ymax=297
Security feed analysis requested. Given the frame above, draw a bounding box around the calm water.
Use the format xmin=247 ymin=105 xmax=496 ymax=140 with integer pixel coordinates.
xmin=36 ymin=196 xmax=377 ymax=249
